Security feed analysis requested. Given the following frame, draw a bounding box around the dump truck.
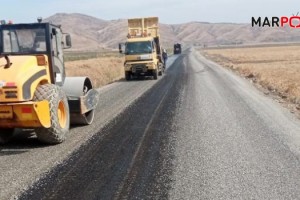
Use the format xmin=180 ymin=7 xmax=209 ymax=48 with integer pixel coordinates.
xmin=119 ymin=17 xmax=164 ymax=80
xmin=173 ymin=43 xmax=182 ymax=54
xmin=0 ymin=19 xmax=99 ymax=144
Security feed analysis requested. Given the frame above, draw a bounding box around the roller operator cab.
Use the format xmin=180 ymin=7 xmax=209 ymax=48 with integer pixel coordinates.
xmin=0 ymin=20 xmax=99 ymax=144
xmin=119 ymin=17 xmax=164 ymax=80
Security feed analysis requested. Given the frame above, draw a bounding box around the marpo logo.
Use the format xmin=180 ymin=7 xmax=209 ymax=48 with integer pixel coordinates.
xmin=252 ymin=12 xmax=300 ymax=28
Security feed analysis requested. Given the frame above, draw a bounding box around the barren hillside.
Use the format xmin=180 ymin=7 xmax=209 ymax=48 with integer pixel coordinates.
xmin=45 ymin=13 xmax=300 ymax=51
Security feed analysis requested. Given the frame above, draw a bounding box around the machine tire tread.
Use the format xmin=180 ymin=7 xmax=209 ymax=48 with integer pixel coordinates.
xmin=34 ymin=84 xmax=70 ymax=144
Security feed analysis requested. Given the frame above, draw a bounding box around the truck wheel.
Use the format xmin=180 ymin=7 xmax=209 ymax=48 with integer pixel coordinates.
xmin=158 ymin=70 xmax=162 ymax=76
xmin=0 ymin=128 xmax=14 ymax=144
xmin=158 ymin=63 xmax=163 ymax=76
xmin=125 ymin=72 xmax=131 ymax=81
xmin=34 ymin=84 xmax=70 ymax=144
xmin=153 ymin=69 xmax=158 ymax=80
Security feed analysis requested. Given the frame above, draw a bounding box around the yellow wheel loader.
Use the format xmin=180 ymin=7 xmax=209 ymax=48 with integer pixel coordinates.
xmin=0 ymin=19 xmax=99 ymax=144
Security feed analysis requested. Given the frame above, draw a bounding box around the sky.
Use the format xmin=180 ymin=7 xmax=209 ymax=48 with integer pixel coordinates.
xmin=2 ymin=0 xmax=299 ymax=24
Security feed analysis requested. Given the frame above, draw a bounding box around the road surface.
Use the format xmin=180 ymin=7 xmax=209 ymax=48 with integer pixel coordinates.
xmin=2 ymin=48 xmax=300 ymax=199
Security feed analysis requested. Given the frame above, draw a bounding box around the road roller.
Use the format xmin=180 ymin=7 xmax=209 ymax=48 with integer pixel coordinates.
xmin=0 ymin=18 xmax=99 ymax=144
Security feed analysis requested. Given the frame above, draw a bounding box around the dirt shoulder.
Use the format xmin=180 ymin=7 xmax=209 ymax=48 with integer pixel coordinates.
xmin=201 ymin=45 xmax=300 ymax=118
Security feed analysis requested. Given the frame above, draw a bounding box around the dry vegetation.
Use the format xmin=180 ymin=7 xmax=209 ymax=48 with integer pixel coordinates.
xmin=65 ymin=55 xmax=124 ymax=88
xmin=202 ymin=45 xmax=300 ymax=113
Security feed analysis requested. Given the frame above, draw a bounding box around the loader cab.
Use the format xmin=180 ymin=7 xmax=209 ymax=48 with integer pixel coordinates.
xmin=0 ymin=22 xmax=71 ymax=86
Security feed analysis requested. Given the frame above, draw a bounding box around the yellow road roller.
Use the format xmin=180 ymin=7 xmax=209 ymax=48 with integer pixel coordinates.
xmin=0 ymin=19 xmax=99 ymax=144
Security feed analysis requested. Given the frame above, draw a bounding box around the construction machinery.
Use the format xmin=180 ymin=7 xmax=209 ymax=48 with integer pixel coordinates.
xmin=0 ymin=19 xmax=99 ymax=144
xmin=173 ymin=43 xmax=182 ymax=54
xmin=119 ymin=17 xmax=164 ymax=80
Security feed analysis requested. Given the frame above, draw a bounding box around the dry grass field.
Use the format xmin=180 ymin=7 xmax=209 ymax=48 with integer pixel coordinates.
xmin=202 ymin=45 xmax=300 ymax=112
xmin=65 ymin=56 xmax=124 ymax=88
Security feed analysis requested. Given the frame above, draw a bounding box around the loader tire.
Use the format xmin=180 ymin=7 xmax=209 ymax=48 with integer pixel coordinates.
xmin=34 ymin=84 xmax=70 ymax=144
xmin=0 ymin=128 xmax=14 ymax=144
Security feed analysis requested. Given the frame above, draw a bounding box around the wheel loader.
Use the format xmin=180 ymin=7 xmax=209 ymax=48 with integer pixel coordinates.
xmin=0 ymin=19 xmax=99 ymax=144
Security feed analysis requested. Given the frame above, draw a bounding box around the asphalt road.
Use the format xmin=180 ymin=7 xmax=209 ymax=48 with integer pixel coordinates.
xmin=3 ymin=48 xmax=300 ymax=199
xmin=0 ymin=55 xmax=177 ymax=199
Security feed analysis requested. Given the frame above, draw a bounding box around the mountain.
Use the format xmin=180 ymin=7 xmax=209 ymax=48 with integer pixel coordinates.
xmin=45 ymin=13 xmax=300 ymax=51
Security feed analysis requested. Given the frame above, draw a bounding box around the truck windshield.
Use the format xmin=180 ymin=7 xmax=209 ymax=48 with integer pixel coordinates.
xmin=125 ymin=41 xmax=152 ymax=55
xmin=2 ymin=28 xmax=46 ymax=54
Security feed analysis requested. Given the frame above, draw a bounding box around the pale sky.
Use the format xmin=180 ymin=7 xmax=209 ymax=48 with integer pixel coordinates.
xmin=2 ymin=0 xmax=298 ymax=24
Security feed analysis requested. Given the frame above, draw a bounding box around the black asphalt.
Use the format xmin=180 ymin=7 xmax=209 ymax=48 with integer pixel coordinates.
xmin=19 ymin=54 xmax=185 ymax=200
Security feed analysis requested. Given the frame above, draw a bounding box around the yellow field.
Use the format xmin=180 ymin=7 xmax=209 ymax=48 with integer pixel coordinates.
xmin=65 ymin=56 xmax=124 ymax=88
xmin=202 ymin=45 xmax=300 ymax=109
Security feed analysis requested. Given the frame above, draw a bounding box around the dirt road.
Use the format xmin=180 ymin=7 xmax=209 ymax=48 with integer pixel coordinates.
xmin=2 ymin=49 xmax=300 ymax=199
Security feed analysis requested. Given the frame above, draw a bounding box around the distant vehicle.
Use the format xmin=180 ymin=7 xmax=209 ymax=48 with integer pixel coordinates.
xmin=174 ymin=43 xmax=182 ymax=54
xmin=119 ymin=17 xmax=164 ymax=80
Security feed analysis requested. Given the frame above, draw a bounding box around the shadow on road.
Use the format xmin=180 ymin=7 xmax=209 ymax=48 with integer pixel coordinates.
xmin=0 ymin=129 xmax=49 ymax=156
